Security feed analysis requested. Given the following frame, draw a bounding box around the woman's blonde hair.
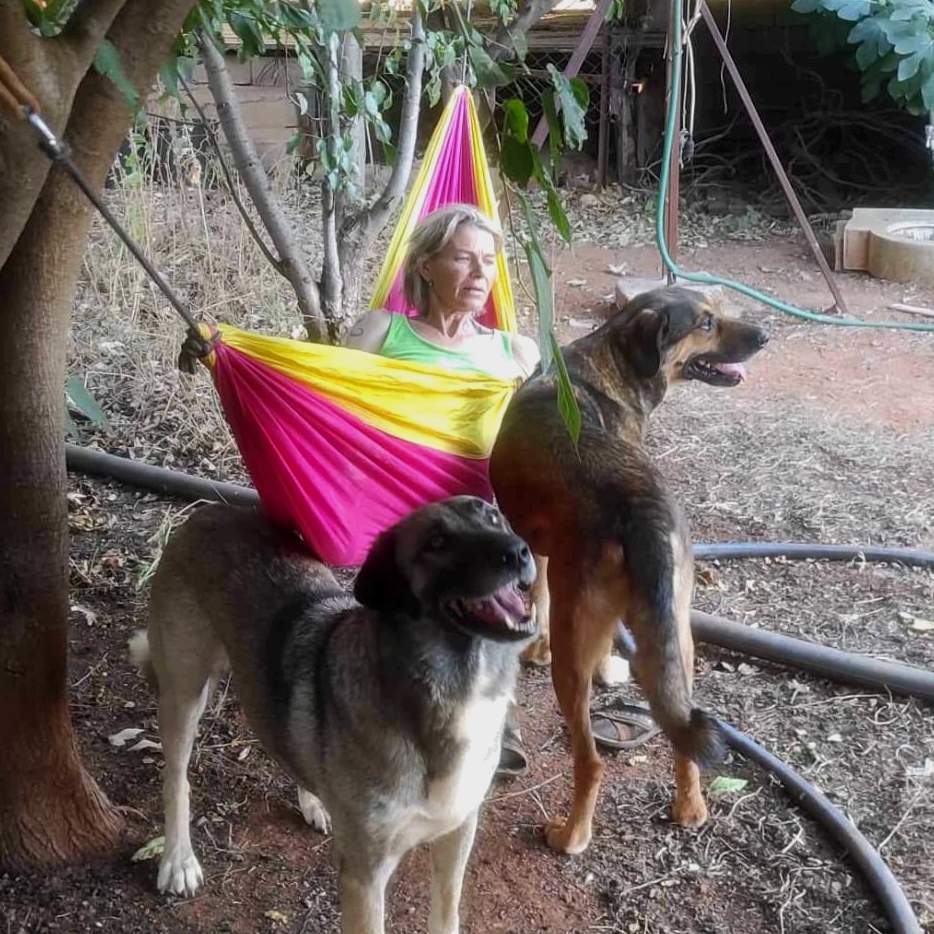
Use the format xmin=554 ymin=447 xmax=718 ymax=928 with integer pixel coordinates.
xmin=402 ymin=204 xmax=504 ymax=314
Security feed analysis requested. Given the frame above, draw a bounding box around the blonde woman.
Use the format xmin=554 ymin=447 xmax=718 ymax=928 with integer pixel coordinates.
xmin=346 ymin=203 xmax=539 ymax=379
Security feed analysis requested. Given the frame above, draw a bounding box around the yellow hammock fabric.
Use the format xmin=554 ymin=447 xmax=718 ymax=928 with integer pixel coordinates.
xmin=369 ymin=84 xmax=517 ymax=332
xmin=201 ymin=85 xmax=519 ymax=566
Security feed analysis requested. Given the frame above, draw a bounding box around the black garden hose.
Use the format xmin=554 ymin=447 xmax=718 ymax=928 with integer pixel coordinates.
xmin=695 ymin=542 xmax=934 ymax=569
xmin=69 ymin=442 xmax=927 ymax=932
xmin=691 ymin=609 xmax=934 ymax=703
xmin=65 ymin=443 xmax=259 ymax=508
xmin=715 ymin=719 xmax=923 ymax=934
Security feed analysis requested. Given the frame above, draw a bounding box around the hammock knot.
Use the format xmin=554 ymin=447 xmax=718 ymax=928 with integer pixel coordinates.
xmin=177 ymin=323 xmax=220 ymax=374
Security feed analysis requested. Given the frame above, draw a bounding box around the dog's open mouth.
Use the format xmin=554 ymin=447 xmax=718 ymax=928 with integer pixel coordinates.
xmin=683 ymin=354 xmax=747 ymax=387
xmin=445 ymin=582 xmax=534 ymax=640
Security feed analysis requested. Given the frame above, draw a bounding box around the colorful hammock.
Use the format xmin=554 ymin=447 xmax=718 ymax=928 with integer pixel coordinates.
xmin=202 ymin=86 xmax=519 ymax=566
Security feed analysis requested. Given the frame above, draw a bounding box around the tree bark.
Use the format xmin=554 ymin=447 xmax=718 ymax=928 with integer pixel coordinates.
xmin=488 ymin=0 xmax=562 ymax=62
xmin=0 ymin=0 xmax=196 ymax=870
xmin=340 ymin=33 xmax=366 ymax=196
xmin=335 ymin=6 xmax=426 ymax=331
xmin=320 ymin=32 xmax=344 ymax=336
xmin=0 ymin=0 xmax=129 ymax=269
xmin=198 ymin=33 xmax=325 ymax=341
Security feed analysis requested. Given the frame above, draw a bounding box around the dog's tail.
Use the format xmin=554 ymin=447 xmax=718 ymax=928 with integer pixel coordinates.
xmin=619 ymin=611 xmax=723 ymax=768
xmin=616 ymin=520 xmax=725 ymax=769
xmin=128 ymin=629 xmax=157 ymax=688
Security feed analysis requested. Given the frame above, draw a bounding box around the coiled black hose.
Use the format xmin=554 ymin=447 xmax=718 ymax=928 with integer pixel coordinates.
xmin=69 ymin=443 xmax=928 ymax=932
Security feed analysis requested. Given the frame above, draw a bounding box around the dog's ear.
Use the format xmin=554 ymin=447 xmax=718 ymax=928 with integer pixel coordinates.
xmin=354 ymin=528 xmax=418 ymax=614
xmin=618 ymin=301 xmax=698 ymax=379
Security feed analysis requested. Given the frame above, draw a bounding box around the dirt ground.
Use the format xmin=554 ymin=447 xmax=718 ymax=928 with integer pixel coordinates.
xmin=2 ymin=195 xmax=933 ymax=933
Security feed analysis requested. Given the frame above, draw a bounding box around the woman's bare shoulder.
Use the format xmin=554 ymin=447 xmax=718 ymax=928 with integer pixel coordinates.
xmin=509 ymin=332 xmax=541 ymax=378
xmin=345 ymin=309 xmax=393 ymax=352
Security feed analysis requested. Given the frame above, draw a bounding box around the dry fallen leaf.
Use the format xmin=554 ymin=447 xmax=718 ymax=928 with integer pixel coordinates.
xmin=108 ymin=727 xmax=144 ymax=747
xmin=131 ymin=836 xmax=165 ymax=862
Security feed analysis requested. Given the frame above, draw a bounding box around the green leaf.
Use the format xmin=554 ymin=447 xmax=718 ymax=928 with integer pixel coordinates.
xmin=470 ymin=44 xmax=515 ymax=89
xmin=503 ymin=98 xmax=529 ymax=143
xmin=510 ymin=29 xmax=528 ymax=62
xmin=131 ymin=836 xmax=165 ymax=862
xmin=546 ymin=189 xmax=571 ymax=243
xmin=836 ymin=0 xmax=871 ymax=20
xmin=318 ymin=0 xmax=362 ymax=33
xmin=897 ymin=49 xmax=926 ymax=81
xmin=547 ymin=65 xmax=589 ymax=150
xmin=551 ymin=333 xmax=581 ymax=447
xmin=93 ymin=39 xmax=140 ymax=111
xmin=501 ymin=136 xmax=534 ymax=186
xmin=542 ymin=89 xmax=561 ymax=177
xmin=923 ymin=72 xmax=934 ymax=110
xmin=709 ymin=776 xmax=750 ymax=796
xmin=228 ymin=12 xmax=265 ymax=57
xmin=66 ymin=376 xmax=108 ymax=429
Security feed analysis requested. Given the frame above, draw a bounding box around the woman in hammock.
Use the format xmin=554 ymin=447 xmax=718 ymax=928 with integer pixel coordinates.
xmin=346 ymin=203 xmax=539 ymax=776
xmin=345 ymin=204 xmax=539 ymax=380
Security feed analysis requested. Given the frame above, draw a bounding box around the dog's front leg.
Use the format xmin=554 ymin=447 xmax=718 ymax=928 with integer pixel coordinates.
xmin=428 ymin=810 xmax=479 ymax=934
xmin=339 ymin=859 xmax=392 ymax=934
xmin=157 ymin=687 xmax=210 ymax=896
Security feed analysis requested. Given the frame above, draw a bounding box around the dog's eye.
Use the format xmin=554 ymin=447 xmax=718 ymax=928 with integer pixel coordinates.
xmin=700 ymin=315 xmax=714 ymax=332
xmin=427 ymin=533 xmax=448 ymax=551
xmin=489 ymin=512 xmax=500 ymax=525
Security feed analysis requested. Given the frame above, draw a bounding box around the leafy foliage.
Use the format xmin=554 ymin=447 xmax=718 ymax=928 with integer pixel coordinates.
xmin=792 ymin=0 xmax=934 ymax=114
xmin=500 ymin=93 xmax=587 ymax=444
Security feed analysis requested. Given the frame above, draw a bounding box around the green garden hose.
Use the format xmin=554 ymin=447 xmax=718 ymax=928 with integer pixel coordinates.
xmin=656 ymin=0 xmax=934 ymax=334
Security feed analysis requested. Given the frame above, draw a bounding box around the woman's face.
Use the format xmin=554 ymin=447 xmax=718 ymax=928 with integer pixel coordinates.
xmin=420 ymin=223 xmax=498 ymax=315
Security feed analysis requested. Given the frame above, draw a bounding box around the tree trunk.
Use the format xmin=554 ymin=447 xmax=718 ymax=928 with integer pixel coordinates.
xmin=336 ymin=7 xmax=426 ymax=333
xmin=320 ymin=32 xmax=344 ymax=337
xmin=0 ymin=0 xmax=129 ymax=268
xmin=198 ymin=33 xmax=326 ymax=341
xmin=340 ymin=33 xmax=366 ymax=196
xmin=0 ymin=0 xmax=196 ymax=870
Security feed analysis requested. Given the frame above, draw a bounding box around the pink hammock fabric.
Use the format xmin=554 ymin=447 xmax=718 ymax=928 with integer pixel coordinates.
xmin=210 ymin=339 xmax=501 ymax=566
xmin=198 ymin=87 xmax=519 ymax=566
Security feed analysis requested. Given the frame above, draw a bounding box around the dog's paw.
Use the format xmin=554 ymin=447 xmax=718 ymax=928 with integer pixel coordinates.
xmin=544 ymin=818 xmax=590 ymax=855
xmin=672 ymin=793 xmax=708 ymax=829
xmin=297 ymin=787 xmax=331 ymax=834
xmin=593 ymin=653 xmax=630 ymax=687
xmin=157 ymin=848 xmax=204 ymax=897
xmin=521 ymin=635 xmax=552 ymax=668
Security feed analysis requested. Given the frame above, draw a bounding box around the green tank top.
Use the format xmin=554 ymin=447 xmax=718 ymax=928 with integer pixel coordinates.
xmin=379 ymin=313 xmax=519 ymax=380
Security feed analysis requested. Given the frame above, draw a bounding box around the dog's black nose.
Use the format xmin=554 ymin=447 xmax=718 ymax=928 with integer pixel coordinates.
xmin=754 ymin=328 xmax=769 ymax=348
xmin=500 ymin=539 xmax=531 ymax=569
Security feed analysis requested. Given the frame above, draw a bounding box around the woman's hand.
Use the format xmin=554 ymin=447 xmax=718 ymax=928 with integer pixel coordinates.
xmin=344 ymin=310 xmax=392 ymax=354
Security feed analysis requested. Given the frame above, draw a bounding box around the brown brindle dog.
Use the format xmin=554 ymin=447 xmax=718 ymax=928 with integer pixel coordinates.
xmin=490 ymin=287 xmax=768 ymax=855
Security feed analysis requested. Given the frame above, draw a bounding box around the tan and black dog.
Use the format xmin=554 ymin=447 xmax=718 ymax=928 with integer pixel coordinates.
xmin=490 ymin=287 xmax=768 ymax=855
xmin=130 ymin=497 xmax=536 ymax=933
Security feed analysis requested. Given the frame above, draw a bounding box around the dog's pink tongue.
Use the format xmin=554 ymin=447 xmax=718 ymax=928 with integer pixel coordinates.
xmin=715 ymin=361 xmax=747 ymax=381
xmin=492 ymin=584 xmax=528 ymax=622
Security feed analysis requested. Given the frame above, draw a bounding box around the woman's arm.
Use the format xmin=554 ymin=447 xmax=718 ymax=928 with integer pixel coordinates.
xmin=510 ymin=333 xmax=541 ymax=379
xmin=344 ymin=310 xmax=393 ymax=353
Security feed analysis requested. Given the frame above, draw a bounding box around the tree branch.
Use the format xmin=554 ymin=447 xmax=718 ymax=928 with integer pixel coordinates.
xmin=489 ymin=0 xmax=561 ymax=61
xmin=344 ymin=4 xmax=425 ymax=238
xmin=198 ymin=31 xmax=325 ymax=340
xmin=320 ymin=32 xmax=343 ymax=335
xmin=62 ymin=0 xmax=134 ymax=61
